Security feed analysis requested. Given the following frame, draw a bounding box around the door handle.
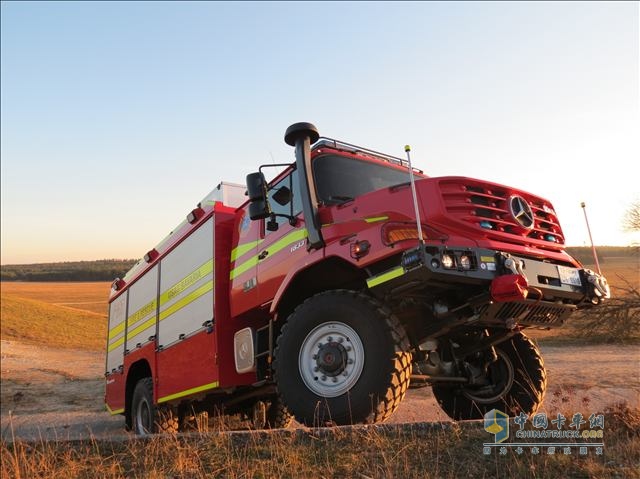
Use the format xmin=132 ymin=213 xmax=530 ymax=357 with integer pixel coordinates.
xmin=258 ymin=250 xmax=269 ymax=260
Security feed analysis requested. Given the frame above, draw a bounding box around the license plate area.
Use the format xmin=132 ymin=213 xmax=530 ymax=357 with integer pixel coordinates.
xmin=557 ymin=265 xmax=582 ymax=286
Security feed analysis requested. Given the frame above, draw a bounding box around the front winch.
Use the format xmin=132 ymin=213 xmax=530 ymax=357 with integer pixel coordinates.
xmin=583 ymin=269 xmax=611 ymax=305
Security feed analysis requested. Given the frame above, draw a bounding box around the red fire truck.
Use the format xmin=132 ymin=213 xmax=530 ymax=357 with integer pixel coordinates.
xmin=105 ymin=122 xmax=610 ymax=434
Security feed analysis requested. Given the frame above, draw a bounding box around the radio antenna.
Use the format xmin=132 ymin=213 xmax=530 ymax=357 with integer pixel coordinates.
xmin=581 ymin=201 xmax=601 ymax=274
xmin=404 ymin=145 xmax=424 ymax=244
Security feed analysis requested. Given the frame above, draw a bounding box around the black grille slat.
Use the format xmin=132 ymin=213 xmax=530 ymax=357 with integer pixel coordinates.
xmin=498 ymin=303 xmax=528 ymax=320
xmin=478 ymin=300 xmax=576 ymax=326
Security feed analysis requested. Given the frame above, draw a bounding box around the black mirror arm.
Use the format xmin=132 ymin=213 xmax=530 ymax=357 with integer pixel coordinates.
xmin=269 ymin=212 xmax=298 ymax=227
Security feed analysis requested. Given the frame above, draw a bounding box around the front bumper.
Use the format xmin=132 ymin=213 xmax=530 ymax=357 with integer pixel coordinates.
xmin=366 ymin=245 xmax=610 ymax=327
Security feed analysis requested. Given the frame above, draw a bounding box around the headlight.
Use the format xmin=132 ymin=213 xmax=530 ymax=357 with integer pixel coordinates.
xmin=459 ymin=255 xmax=472 ymax=270
xmin=441 ymin=254 xmax=455 ymax=269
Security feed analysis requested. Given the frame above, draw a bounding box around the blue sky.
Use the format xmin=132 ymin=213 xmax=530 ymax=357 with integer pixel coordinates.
xmin=1 ymin=1 xmax=638 ymax=264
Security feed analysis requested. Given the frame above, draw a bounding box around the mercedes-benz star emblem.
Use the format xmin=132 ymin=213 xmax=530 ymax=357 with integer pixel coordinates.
xmin=509 ymin=195 xmax=535 ymax=229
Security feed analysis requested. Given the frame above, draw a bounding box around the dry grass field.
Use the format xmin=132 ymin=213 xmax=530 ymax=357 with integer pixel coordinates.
xmin=0 ymin=281 xmax=111 ymax=316
xmin=0 ymin=282 xmax=109 ymax=351
xmin=583 ymin=258 xmax=639 ymax=290
xmin=3 ymin=405 xmax=640 ymax=479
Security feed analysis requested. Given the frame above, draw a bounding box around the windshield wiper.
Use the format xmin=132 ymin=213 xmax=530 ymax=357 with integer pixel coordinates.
xmin=326 ymin=195 xmax=355 ymax=205
xmin=389 ymin=181 xmax=411 ymax=192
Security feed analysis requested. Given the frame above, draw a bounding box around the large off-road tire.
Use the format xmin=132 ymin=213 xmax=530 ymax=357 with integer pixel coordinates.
xmin=274 ymin=290 xmax=412 ymax=426
xmin=131 ymin=377 xmax=178 ymax=435
xmin=156 ymin=409 xmax=179 ymax=433
xmin=266 ymin=397 xmax=294 ymax=429
xmin=432 ymin=333 xmax=547 ymax=420
xmin=248 ymin=397 xmax=294 ymax=429
xmin=180 ymin=410 xmax=209 ymax=432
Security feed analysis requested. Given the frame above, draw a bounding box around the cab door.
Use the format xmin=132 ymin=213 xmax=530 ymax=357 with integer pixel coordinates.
xmin=229 ymin=205 xmax=262 ymax=318
xmin=255 ymin=169 xmax=307 ymax=308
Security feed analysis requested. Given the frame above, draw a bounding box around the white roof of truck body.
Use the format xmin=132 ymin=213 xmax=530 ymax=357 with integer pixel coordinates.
xmin=199 ymin=182 xmax=246 ymax=209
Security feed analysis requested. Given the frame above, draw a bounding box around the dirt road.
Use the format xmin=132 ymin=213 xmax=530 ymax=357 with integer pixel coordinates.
xmin=1 ymin=339 xmax=638 ymax=442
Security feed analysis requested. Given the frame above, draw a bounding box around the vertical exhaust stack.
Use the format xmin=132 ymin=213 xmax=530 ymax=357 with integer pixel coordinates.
xmin=284 ymin=122 xmax=322 ymax=250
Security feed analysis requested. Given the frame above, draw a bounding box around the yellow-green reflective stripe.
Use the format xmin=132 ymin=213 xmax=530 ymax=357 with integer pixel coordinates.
xmin=110 ymin=301 xmax=154 ymax=339
xmin=108 ymin=336 xmax=126 ymax=352
xmin=109 ymin=322 xmax=126 ymax=340
xmin=364 ymin=216 xmax=389 ymax=223
xmin=366 ymin=266 xmax=405 ymax=288
xmin=109 ymin=311 xmax=156 ymax=348
xmin=108 ymin=328 xmax=124 ymax=344
xmin=124 ymin=300 xmax=157 ymax=335
xmin=266 ymin=228 xmax=308 ymax=255
xmin=322 ymin=216 xmax=388 ymax=228
xmin=159 ymin=280 xmax=213 ymax=322
xmin=129 ymin=315 xmax=156 ymax=341
xmin=230 ymin=256 xmax=259 ymax=280
xmin=159 ymin=259 xmax=213 ymax=305
xmin=106 ymin=404 xmax=125 ymax=415
xmin=230 ymin=229 xmax=308 ymax=280
xmin=231 ymin=240 xmax=262 ymax=262
xmin=157 ymin=381 xmax=219 ymax=404
xmin=108 ymin=314 xmax=157 ymax=351
xmin=109 ymin=299 xmax=156 ymax=340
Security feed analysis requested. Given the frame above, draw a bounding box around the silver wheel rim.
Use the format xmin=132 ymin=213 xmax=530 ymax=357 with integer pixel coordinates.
xmin=462 ymin=350 xmax=515 ymax=404
xmin=298 ymin=321 xmax=364 ymax=398
xmin=135 ymin=397 xmax=152 ymax=435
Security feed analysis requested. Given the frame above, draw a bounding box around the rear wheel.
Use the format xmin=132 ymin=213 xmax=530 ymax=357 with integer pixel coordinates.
xmin=274 ymin=290 xmax=412 ymax=426
xmin=131 ymin=377 xmax=178 ymax=435
xmin=180 ymin=410 xmax=209 ymax=432
xmin=432 ymin=333 xmax=546 ymax=420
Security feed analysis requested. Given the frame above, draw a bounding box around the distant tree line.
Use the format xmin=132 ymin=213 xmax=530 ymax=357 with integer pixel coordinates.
xmin=565 ymin=246 xmax=638 ymax=265
xmin=0 ymin=247 xmax=636 ymax=283
xmin=0 ymin=259 xmax=137 ymax=282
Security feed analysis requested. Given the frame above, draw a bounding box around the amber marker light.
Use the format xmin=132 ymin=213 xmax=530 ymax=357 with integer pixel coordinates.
xmin=350 ymin=240 xmax=371 ymax=259
xmin=382 ymin=223 xmax=429 ymax=245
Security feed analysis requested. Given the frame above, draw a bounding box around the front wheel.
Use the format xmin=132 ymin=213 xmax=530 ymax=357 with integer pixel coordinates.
xmin=274 ymin=290 xmax=412 ymax=426
xmin=248 ymin=397 xmax=293 ymax=429
xmin=432 ymin=333 xmax=547 ymax=420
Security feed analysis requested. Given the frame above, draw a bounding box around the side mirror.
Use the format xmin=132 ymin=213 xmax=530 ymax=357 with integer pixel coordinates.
xmin=246 ymin=172 xmax=271 ymax=220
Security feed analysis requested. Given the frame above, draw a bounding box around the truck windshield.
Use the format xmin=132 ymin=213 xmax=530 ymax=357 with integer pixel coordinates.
xmin=313 ymin=154 xmax=414 ymax=204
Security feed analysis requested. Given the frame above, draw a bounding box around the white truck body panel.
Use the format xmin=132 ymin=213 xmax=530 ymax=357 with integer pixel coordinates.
xmin=158 ymin=217 xmax=215 ymax=348
xmin=126 ymin=264 xmax=159 ymax=350
xmin=106 ymin=291 xmax=128 ymax=373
